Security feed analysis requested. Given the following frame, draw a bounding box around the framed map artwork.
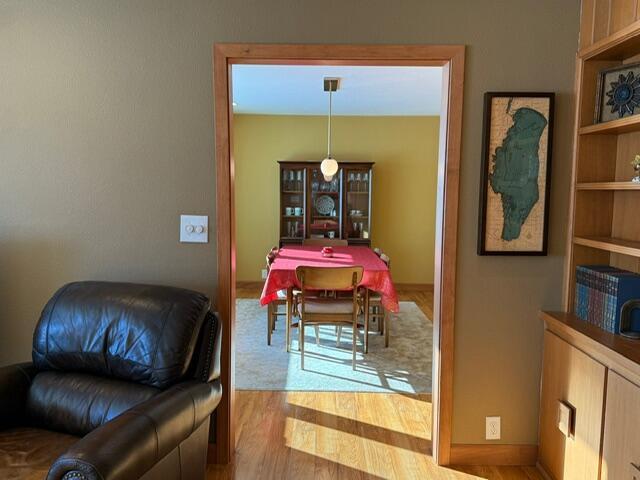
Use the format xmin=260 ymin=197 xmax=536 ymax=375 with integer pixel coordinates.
xmin=477 ymin=92 xmax=555 ymax=255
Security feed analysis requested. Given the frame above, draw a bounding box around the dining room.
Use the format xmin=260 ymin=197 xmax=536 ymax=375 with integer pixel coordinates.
xmin=232 ymin=64 xmax=440 ymax=398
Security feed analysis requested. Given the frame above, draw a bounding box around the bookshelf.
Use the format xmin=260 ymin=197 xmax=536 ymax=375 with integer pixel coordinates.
xmin=563 ymin=22 xmax=640 ymax=313
xmin=538 ymin=8 xmax=640 ymax=480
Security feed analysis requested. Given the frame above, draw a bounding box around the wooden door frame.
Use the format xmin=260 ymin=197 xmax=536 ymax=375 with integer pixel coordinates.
xmin=212 ymin=43 xmax=465 ymax=466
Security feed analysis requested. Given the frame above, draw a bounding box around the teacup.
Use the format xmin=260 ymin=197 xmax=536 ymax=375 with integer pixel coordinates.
xmin=285 ymin=207 xmax=293 ymax=216
xmin=294 ymin=207 xmax=302 ymax=216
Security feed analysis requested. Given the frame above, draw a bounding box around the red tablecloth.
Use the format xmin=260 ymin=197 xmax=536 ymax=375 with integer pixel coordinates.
xmin=260 ymin=245 xmax=400 ymax=313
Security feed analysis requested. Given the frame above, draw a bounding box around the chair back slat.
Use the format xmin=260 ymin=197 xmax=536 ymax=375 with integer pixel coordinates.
xmin=296 ymin=266 xmax=363 ymax=291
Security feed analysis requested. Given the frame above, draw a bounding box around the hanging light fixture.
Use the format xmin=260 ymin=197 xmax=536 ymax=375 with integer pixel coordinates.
xmin=320 ymin=77 xmax=340 ymax=181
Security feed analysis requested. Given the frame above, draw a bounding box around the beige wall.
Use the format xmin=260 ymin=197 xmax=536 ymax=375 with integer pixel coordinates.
xmin=234 ymin=114 xmax=440 ymax=284
xmin=0 ymin=0 xmax=580 ymax=445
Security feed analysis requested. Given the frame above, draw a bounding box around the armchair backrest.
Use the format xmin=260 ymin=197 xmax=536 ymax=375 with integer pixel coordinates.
xmin=32 ymin=281 xmax=211 ymax=389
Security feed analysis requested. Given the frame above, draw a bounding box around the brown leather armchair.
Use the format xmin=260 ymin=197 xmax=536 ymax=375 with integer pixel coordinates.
xmin=0 ymin=281 xmax=222 ymax=480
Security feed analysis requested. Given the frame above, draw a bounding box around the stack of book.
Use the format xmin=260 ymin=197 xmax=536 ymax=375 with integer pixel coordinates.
xmin=575 ymin=265 xmax=640 ymax=333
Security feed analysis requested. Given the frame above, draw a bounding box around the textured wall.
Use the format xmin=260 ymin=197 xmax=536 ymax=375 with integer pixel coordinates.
xmin=0 ymin=0 xmax=580 ymax=444
xmin=234 ymin=115 xmax=440 ymax=284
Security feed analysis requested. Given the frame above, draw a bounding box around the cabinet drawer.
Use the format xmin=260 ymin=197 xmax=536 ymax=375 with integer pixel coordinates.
xmin=602 ymin=371 xmax=640 ymax=480
xmin=539 ymin=331 xmax=606 ymax=480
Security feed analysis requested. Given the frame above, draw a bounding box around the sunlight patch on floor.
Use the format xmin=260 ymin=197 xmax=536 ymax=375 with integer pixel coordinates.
xmin=284 ymin=391 xmax=432 ymax=441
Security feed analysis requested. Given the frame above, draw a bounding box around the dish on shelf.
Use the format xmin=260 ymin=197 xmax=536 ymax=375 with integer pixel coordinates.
xmin=315 ymin=195 xmax=335 ymax=215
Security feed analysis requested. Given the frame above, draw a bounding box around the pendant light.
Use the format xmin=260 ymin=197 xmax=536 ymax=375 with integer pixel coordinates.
xmin=320 ymin=77 xmax=340 ymax=181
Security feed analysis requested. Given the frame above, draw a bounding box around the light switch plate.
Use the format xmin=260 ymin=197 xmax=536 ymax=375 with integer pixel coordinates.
xmin=558 ymin=401 xmax=573 ymax=438
xmin=180 ymin=215 xmax=208 ymax=243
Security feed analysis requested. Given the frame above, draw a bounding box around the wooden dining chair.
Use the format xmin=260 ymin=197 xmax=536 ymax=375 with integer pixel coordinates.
xmin=302 ymin=238 xmax=348 ymax=246
xmin=265 ymin=249 xmax=314 ymax=348
xmin=369 ymin=253 xmax=391 ymax=347
xmin=265 ymin=252 xmax=286 ymax=346
xmin=296 ymin=266 xmax=363 ymax=370
xmin=265 ymin=249 xmax=304 ymax=346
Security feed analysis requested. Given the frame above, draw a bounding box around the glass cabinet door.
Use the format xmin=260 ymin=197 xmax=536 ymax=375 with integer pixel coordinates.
xmin=280 ymin=167 xmax=305 ymax=241
xmin=344 ymin=167 xmax=371 ymax=242
xmin=307 ymin=167 xmax=341 ymax=240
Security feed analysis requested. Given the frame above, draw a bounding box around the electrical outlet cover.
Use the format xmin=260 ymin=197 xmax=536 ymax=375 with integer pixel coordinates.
xmin=486 ymin=416 xmax=501 ymax=440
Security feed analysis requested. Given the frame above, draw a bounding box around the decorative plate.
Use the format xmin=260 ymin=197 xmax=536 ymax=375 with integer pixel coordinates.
xmin=315 ymin=195 xmax=335 ymax=215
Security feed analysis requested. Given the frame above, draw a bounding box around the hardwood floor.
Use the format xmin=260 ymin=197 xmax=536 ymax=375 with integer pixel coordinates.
xmin=210 ymin=284 xmax=543 ymax=479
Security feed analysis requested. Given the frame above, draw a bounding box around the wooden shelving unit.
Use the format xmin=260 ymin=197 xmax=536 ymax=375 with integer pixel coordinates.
xmin=576 ymin=181 xmax=640 ymax=190
xmin=538 ymin=9 xmax=640 ymax=480
xmin=573 ymin=236 xmax=640 ymax=257
xmin=561 ymin=20 xmax=640 ymax=312
xmin=579 ymin=115 xmax=640 ymax=135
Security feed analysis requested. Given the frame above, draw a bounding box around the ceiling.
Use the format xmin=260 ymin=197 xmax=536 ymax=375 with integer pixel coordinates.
xmin=231 ymin=65 xmax=443 ymax=116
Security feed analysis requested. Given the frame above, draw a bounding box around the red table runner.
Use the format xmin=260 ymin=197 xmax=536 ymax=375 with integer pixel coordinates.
xmin=260 ymin=245 xmax=400 ymax=313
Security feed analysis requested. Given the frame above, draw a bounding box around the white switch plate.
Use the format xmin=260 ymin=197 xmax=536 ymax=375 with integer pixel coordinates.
xmin=180 ymin=215 xmax=208 ymax=243
xmin=486 ymin=416 xmax=501 ymax=440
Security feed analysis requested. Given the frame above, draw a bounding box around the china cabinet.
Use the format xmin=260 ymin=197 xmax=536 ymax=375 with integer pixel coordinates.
xmin=278 ymin=161 xmax=373 ymax=246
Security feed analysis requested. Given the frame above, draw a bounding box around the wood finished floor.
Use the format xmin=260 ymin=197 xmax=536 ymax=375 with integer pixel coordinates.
xmin=208 ymin=284 xmax=543 ymax=480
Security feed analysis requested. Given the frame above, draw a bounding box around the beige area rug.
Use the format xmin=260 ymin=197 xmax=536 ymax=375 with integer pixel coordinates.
xmin=235 ymin=299 xmax=432 ymax=393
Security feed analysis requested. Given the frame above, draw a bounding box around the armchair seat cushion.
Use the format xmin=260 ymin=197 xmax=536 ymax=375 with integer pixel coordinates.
xmin=304 ymin=299 xmax=355 ymax=315
xmin=0 ymin=428 xmax=78 ymax=480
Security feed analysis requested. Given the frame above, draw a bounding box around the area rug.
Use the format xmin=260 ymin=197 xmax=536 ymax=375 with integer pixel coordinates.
xmin=235 ymin=299 xmax=432 ymax=393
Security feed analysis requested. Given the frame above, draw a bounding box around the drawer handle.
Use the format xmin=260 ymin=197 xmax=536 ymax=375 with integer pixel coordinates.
xmin=557 ymin=401 xmax=575 ymax=438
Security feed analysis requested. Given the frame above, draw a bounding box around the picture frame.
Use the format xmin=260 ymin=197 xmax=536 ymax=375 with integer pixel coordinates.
xmin=594 ymin=61 xmax=640 ymax=124
xmin=477 ymin=92 xmax=555 ymax=256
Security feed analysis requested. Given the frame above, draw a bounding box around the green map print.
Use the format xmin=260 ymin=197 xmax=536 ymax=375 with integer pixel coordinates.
xmin=489 ymin=105 xmax=548 ymax=241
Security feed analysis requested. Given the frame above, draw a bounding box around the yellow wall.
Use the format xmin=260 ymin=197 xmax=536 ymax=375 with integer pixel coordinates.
xmin=233 ymin=114 xmax=440 ymax=284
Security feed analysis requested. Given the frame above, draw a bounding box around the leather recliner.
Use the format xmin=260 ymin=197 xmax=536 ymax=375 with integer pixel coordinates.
xmin=0 ymin=281 xmax=223 ymax=480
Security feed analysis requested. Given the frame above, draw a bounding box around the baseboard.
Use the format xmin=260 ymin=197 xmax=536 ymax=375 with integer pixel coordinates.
xmin=395 ymin=283 xmax=434 ymax=292
xmin=449 ymin=443 xmax=538 ymax=466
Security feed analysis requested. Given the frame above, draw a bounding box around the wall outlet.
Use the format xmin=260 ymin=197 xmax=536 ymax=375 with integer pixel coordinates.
xmin=261 ymin=269 xmax=268 ymax=280
xmin=486 ymin=416 xmax=501 ymax=440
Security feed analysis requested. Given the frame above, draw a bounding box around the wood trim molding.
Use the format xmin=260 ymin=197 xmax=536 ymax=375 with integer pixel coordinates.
xmin=213 ymin=43 xmax=465 ymax=466
xmin=431 ymin=45 xmax=465 ymax=465
xmin=212 ymin=43 xmax=235 ymax=464
xmin=449 ymin=444 xmax=538 ymax=466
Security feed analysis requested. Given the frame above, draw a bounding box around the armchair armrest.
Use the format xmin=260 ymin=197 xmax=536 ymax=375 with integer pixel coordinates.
xmin=47 ymin=380 xmax=222 ymax=480
xmin=0 ymin=362 xmax=37 ymax=428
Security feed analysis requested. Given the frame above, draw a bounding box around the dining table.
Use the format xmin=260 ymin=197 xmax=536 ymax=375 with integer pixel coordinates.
xmin=260 ymin=245 xmax=399 ymax=352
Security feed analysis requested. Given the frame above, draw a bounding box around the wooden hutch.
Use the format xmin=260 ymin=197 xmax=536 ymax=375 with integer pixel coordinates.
xmin=538 ymin=5 xmax=640 ymax=479
xmin=278 ymin=161 xmax=373 ymax=246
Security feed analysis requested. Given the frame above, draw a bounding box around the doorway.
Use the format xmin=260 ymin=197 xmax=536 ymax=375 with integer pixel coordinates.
xmin=212 ymin=43 xmax=464 ymax=466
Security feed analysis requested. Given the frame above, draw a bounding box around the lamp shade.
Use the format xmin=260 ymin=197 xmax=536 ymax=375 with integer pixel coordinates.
xmin=321 ymin=157 xmax=339 ymax=181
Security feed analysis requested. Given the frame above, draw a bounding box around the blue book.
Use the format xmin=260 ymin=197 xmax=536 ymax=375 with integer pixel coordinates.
xmin=575 ymin=265 xmax=640 ymax=333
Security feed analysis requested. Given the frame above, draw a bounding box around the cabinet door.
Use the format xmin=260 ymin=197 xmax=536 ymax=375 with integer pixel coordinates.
xmin=539 ymin=331 xmax=606 ymax=480
xmin=308 ymin=166 xmax=341 ymax=240
xmin=601 ymin=371 xmax=640 ymax=480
